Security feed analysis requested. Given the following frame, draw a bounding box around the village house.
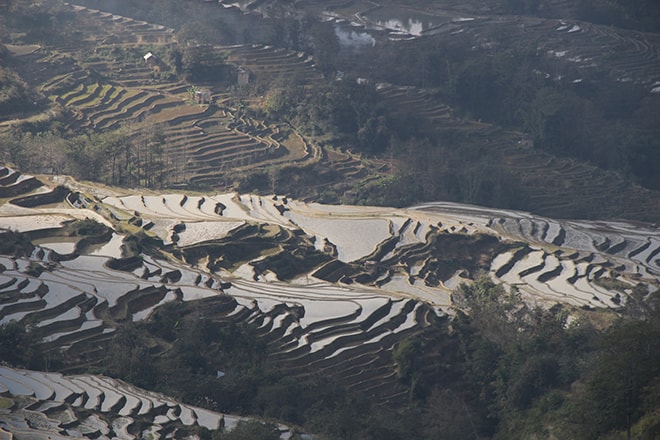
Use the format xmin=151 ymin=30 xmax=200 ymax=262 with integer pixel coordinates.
xmin=143 ymin=51 xmax=166 ymax=73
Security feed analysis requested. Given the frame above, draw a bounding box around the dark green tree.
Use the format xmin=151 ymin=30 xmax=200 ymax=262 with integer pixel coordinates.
xmin=577 ymin=320 xmax=660 ymax=439
xmin=0 ymin=321 xmax=45 ymax=369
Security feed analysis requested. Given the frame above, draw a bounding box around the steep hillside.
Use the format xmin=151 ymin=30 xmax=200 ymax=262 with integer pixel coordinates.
xmin=1 ymin=166 xmax=658 ymax=438
xmin=1 ymin=1 xmax=659 ymax=438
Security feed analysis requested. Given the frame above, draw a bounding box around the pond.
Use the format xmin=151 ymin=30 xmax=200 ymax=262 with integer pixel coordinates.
xmin=361 ymin=6 xmax=463 ymax=36
xmin=87 ymin=233 xmax=124 ymax=258
xmin=32 ymin=237 xmax=79 ymax=255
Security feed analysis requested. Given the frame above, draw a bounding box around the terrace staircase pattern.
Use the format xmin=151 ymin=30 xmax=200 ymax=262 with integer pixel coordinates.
xmin=487 ymin=133 xmax=660 ymax=221
xmin=418 ymin=13 xmax=660 ymax=90
xmin=0 ymin=169 xmax=445 ymax=409
xmin=0 ymin=238 xmax=441 ymax=408
xmin=2 ymin=1 xmax=660 ymax=430
xmin=323 ymin=3 xmax=660 ymax=219
xmin=1 ymin=167 xmax=658 ymax=435
xmin=299 ymin=73 xmax=660 ymax=221
xmin=98 ymin=186 xmax=659 ymax=311
xmin=0 ymin=365 xmax=292 ymax=439
xmin=10 ymin=4 xmax=322 ymax=188
xmin=12 ymin=0 xmax=657 ymax=220
xmin=224 ymin=44 xmax=324 ymax=86
xmin=66 ymin=4 xmax=176 ymax=46
xmin=375 ymin=83 xmax=463 ymax=128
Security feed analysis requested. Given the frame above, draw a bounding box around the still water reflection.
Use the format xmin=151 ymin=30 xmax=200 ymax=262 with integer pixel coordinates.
xmin=364 ymin=7 xmax=445 ymax=36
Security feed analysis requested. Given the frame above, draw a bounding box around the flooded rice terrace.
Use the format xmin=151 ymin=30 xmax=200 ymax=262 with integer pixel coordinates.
xmin=219 ymin=0 xmax=473 ymax=42
xmin=360 ymin=5 xmax=462 ymax=37
xmin=324 ymin=3 xmax=478 ymax=43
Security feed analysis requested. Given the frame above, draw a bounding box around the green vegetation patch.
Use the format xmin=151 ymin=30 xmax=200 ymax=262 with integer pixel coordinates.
xmin=215 ymin=420 xmax=281 ymax=440
xmin=252 ymin=244 xmax=333 ymax=281
xmin=450 ymin=276 xmax=660 ymax=439
xmin=0 ymin=320 xmax=53 ymax=370
xmin=0 ymin=397 xmax=13 ymax=409
xmin=66 ymin=83 xmax=99 ymax=106
xmin=59 ymin=83 xmax=84 ymax=103
xmin=0 ymin=230 xmax=34 ymax=258
xmin=64 ymin=218 xmax=111 ymax=237
xmin=594 ymin=275 xmax=631 ymax=292
xmin=0 ymin=65 xmax=35 ymax=118
xmin=81 ymin=83 xmax=113 ymax=108
xmin=176 ymin=224 xmax=306 ymax=273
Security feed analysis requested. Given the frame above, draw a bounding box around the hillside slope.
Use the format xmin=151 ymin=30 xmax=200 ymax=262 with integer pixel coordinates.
xmin=1 ymin=167 xmax=658 ymax=437
xmin=1 ymin=0 xmax=659 ymax=222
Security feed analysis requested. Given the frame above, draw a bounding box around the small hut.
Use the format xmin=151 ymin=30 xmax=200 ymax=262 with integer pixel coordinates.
xmin=143 ymin=51 xmax=155 ymax=63
xmin=143 ymin=51 xmax=165 ymax=73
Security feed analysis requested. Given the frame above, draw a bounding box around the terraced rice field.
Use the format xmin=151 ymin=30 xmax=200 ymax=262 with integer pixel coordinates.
xmin=224 ymin=44 xmax=324 ymax=85
xmin=223 ymin=0 xmax=659 ymax=89
xmin=392 ymin=9 xmax=660 ymax=90
xmin=96 ymin=185 xmax=660 ymax=311
xmin=65 ymin=4 xmax=176 ymax=46
xmin=1 ymin=161 xmax=658 ymax=434
xmin=3 ymin=4 xmax=318 ymax=189
xmin=3 ymin=1 xmax=660 ymax=433
xmin=9 ymin=1 xmax=655 ymax=221
xmin=0 ymin=173 xmax=443 ymax=418
xmin=305 ymin=0 xmax=660 ymax=88
xmin=0 ymin=365 xmax=293 ymax=439
xmin=0 ymin=173 xmax=660 ymax=426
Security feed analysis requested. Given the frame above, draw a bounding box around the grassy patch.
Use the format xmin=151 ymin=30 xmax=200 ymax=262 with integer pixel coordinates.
xmin=594 ymin=276 xmax=631 ymax=292
xmin=280 ymin=131 xmax=308 ymax=160
xmin=0 ymin=397 xmax=13 ymax=409
xmin=106 ymin=85 xmax=123 ymax=102
xmin=59 ymin=83 xmax=84 ymax=103
xmin=67 ymin=83 xmax=99 ymax=106
xmin=82 ymin=83 xmax=113 ymax=107
xmin=0 ymin=229 xmax=34 ymax=257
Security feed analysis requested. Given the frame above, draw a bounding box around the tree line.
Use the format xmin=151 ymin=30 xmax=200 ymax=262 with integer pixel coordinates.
xmin=447 ymin=277 xmax=660 ymax=439
xmin=0 ymin=124 xmax=188 ymax=188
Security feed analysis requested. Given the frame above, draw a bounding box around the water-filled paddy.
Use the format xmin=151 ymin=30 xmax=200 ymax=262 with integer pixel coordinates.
xmin=362 ymin=6 xmax=459 ymax=36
